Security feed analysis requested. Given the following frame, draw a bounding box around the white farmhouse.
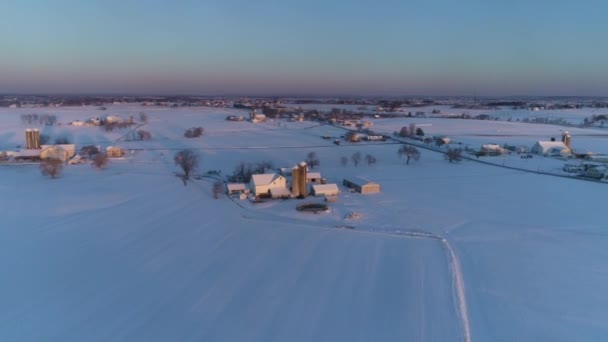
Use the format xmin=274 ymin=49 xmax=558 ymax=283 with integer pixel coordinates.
xmin=250 ymin=173 xmax=287 ymax=196
xmin=531 ymin=141 xmax=571 ymax=156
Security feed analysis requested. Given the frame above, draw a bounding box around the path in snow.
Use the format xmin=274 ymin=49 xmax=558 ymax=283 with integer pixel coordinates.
xmin=234 ymin=205 xmax=473 ymax=342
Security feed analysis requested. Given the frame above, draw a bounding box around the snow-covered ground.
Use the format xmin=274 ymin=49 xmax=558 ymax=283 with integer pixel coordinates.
xmin=1 ymin=104 xmax=607 ymax=341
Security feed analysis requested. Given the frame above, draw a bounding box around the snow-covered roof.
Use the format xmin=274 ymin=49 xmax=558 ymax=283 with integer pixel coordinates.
xmin=312 ymin=183 xmax=339 ymax=193
xmin=7 ymin=149 xmax=41 ymax=157
xmin=306 ymin=172 xmax=321 ymax=179
xmin=344 ymin=177 xmax=378 ymax=187
xmin=251 ymin=173 xmax=283 ymax=186
xmin=535 ymin=141 xmax=568 ymax=150
xmin=227 ymin=183 xmax=247 ymax=192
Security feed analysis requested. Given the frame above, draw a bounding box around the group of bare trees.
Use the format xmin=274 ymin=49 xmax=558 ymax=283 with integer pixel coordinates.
xmin=396 ymin=124 xmax=424 ymax=138
xmin=340 ymin=152 xmax=376 ymax=167
xmin=444 ymin=148 xmax=463 ymax=163
xmin=184 ymin=127 xmax=204 ymax=138
xmin=21 ymin=114 xmax=57 ymax=126
xmin=126 ymin=130 xmax=152 ymax=141
xmin=230 ymin=160 xmax=274 ymax=182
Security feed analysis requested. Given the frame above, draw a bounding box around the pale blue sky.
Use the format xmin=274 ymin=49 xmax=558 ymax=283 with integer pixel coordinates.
xmin=1 ymin=0 xmax=607 ymax=96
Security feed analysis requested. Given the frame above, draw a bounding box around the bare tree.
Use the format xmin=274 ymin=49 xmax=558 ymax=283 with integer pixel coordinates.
xmin=137 ymin=130 xmax=152 ymax=140
xmin=184 ymin=127 xmax=204 ymax=138
xmin=80 ymin=145 xmax=100 ymax=157
xmin=340 ymin=156 xmax=348 ymax=166
xmin=174 ymin=150 xmax=199 ymax=181
xmin=212 ymin=180 xmax=223 ymax=199
xmin=365 ymin=154 xmax=377 ymax=166
xmin=139 ymin=112 xmax=148 ymax=124
xmin=306 ymin=151 xmax=320 ymax=169
xmin=409 ymin=123 xmax=417 ymax=137
xmin=398 ymin=126 xmax=409 ymax=137
xmin=445 ymin=148 xmax=463 ymax=163
xmin=399 ymin=146 xmax=421 ymax=165
xmin=40 ymin=158 xmax=63 ymax=178
xmin=351 ymin=151 xmax=361 ymax=166
xmin=92 ymin=153 xmax=109 ymax=169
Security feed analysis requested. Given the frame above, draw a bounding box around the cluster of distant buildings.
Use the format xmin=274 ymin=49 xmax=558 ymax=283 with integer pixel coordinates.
xmin=226 ymin=162 xmax=380 ymax=203
xmin=0 ymin=129 xmax=124 ymax=164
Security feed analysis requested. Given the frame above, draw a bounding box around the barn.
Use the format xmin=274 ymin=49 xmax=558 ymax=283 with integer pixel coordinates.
xmin=40 ymin=144 xmax=76 ymax=161
xmin=311 ymin=183 xmax=340 ymax=197
xmin=343 ymin=177 xmax=381 ymax=194
xmin=531 ymin=141 xmax=571 ymax=156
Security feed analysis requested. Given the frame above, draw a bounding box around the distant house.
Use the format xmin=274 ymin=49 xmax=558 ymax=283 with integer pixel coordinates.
xmin=70 ymin=120 xmax=86 ymax=127
xmin=87 ymin=117 xmax=102 ymax=126
xmin=226 ymin=183 xmax=249 ymax=195
xmin=481 ymin=144 xmax=507 ymax=155
xmin=311 ymin=183 xmax=340 ymax=197
xmin=40 ymin=144 xmax=76 ymax=161
xmin=343 ymin=177 xmax=381 ymax=194
xmin=106 ymin=146 xmax=124 ymax=158
xmin=531 ymin=141 xmax=571 ymax=156
xmin=250 ymin=173 xmax=287 ymax=196
xmin=104 ymin=115 xmax=124 ymax=124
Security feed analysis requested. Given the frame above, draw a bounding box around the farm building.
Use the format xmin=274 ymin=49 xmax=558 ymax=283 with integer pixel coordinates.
xmin=481 ymin=144 xmax=507 ymax=154
xmin=306 ymin=172 xmax=322 ymax=183
xmin=250 ymin=173 xmax=287 ymax=196
xmin=311 ymin=184 xmax=340 ymax=197
xmin=104 ymin=115 xmax=124 ymax=124
xmin=106 ymin=146 xmax=124 ymax=158
xmin=269 ymin=187 xmax=291 ymax=199
xmin=226 ymin=183 xmax=249 ymax=195
xmin=40 ymin=144 xmax=76 ymax=161
xmin=531 ymin=141 xmax=571 ymax=156
xmin=343 ymin=177 xmax=381 ymax=194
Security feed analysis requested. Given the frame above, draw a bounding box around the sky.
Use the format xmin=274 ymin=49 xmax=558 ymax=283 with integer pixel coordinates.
xmin=1 ymin=0 xmax=607 ymax=96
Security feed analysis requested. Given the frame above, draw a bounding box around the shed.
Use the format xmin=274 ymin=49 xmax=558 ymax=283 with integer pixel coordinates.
xmin=226 ymin=183 xmax=249 ymax=195
xmin=306 ymin=172 xmax=322 ymax=183
xmin=311 ymin=183 xmax=340 ymax=197
xmin=343 ymin=177 xmax=381 ymax=194
xmin=106 ymin=146 xmax=124 ymax=158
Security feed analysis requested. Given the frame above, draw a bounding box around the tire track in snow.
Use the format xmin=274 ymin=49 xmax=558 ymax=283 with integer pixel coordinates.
xmin=235 ymin=210 xmax=473 ymax=342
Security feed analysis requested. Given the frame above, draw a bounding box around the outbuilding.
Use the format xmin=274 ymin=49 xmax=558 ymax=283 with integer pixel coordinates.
xmin=311 ymin=183 xmax=340 ymax=197
xmin=226 ymin=183 xmax=249 ymax=195
xmin=343 ymin=177 xmax=381 ymax=194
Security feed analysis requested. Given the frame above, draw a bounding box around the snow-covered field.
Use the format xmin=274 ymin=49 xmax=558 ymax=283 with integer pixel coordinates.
xmin=1 ymin=104 xmax=607 ymax=341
